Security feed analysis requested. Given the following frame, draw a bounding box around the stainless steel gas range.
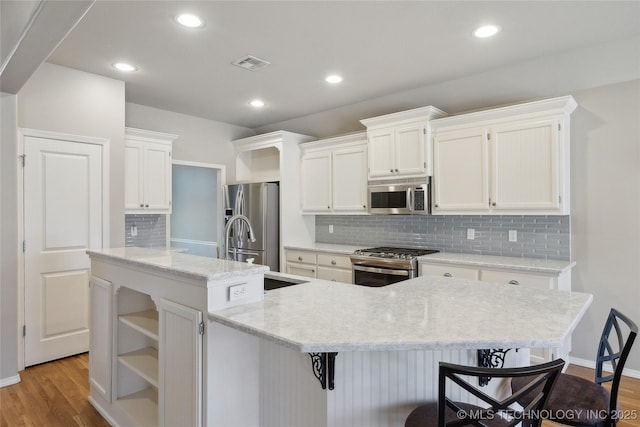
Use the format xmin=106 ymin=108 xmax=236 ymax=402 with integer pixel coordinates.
xmin=350 ymin=246 xmax=439 ymax=287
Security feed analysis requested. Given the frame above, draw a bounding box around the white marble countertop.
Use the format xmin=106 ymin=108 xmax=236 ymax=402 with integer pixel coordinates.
xmin=87 ymin=247 xmax=269 ymax=282
xmin=418 ymin=252 xmax=575 ymax=274
xmin=208 ymin=275 xmax=592 ymax=353
xmin=284 ymin=243 xmax=361 ymax=254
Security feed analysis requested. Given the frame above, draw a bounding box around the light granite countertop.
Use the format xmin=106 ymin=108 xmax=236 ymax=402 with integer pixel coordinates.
xmin=87 ymin=247 xmax=269 ymax=281
xmin=208 ymin=275 xmax=592 ymax=353
xmin=284 ymin=243 xmax=361 ymax=254
xmin=418 ymin=252 xmax=575 ymax=274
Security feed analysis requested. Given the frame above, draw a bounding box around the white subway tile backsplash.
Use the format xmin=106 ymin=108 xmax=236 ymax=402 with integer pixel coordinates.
xmin=316 ymin=215 xmax=570 ymax=260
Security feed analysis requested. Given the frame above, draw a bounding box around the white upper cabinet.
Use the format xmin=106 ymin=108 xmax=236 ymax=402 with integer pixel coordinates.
xmin=300 ymin=151 xmax=331 ymax=212
xmin=433 ymin=126 xmax=490 ymax=212
xmin=431 ymin=96 xmax=576 ymax=215
xmin=361 ymin=106 xmax=447 ymax=180
xmin=300 ymin=133 xmax=368 ymax=214
xmin=125 ymin=127 xmax=178 ymax=214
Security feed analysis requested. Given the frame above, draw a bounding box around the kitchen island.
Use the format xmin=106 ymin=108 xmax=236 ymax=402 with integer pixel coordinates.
xmin=210 ymin=274 xmax=591 ymax=427
xmin=87 ymin=248 xmax=591 ymax=427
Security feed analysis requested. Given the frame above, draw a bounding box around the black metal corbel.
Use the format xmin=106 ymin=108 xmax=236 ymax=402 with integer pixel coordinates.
xmin=309 ymin=352 xmax=338 ymax=390
xmin=477 ymin=348 xmax=512 ymax=386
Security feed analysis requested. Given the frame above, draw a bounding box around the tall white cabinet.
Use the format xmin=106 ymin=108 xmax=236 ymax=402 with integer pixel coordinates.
xmin=300 ymin=132 xmax=368 ymax=214
xmin=125 ymin=127 xmax=178 ymax=214
xmin=431 ymin=96 xmax=576 ymax=215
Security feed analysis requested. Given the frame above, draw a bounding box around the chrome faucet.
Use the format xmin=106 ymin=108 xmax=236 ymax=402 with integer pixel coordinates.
xmin=223 ymin=214 xmax=256 ymax=261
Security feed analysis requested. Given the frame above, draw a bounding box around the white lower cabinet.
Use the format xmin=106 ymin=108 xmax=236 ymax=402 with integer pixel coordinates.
xmin=159 ymin=299 xmax=203 ymax=427
xmin=89 ymin=277 xmax=113 ymax=403
xmin=88 ymin=276 xmax=205 ymax=427
xmin=285 ymin=248 xmax=353 ymax=283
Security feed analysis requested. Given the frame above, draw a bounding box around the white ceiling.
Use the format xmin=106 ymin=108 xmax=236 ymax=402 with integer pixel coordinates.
xmin=36 ymin=1 xmax=640 ymax=129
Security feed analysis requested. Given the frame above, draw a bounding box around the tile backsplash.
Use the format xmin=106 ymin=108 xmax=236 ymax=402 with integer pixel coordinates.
xmin=316 ymin=215 xmax=570 ymax=260
xmin=125 ymin=214 xmax=167 ymax=248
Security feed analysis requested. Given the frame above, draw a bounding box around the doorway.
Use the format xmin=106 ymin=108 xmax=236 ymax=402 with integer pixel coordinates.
xmin=170 ymin=161 xmax=225 ymax=257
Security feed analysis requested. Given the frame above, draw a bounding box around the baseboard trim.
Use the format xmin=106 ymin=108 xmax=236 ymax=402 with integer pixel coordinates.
xmin=88 ymin=396 xmax=119 ymax=427
xmin=570 ymin=356 xmax=640 ymax=379
xmin=0 ymin=374 xmax=21 ymax=388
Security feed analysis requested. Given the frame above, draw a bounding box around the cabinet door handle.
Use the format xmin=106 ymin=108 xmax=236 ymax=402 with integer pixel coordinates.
xmin=140 ymin=204 xmax=144 ymax=207
xmin=444 ymin=273 xmax=452 ymax=277
xmin=390 ymin=169 xmax=394 ymax=173
xmin=492 ymin=202 xmax=497 ymax=207
xmin=298 ymin=256 xmax=303 ymax=261
xmin=509 ymin=280 xmax=520 ymax=286
xmin=145 ymin=204 xmax=149 ymax=208
xmin=395 ymin=168 xmax=399 ymax=172
xmin=331 ymin=260 xmax=336 ymax=265
xmin=435 ymin=204 xmax=439 ymax=208
xmin=311 ymin=269 xmax=315 ymax=273
xmin=327 ymin=206 xmax=330 ymax=209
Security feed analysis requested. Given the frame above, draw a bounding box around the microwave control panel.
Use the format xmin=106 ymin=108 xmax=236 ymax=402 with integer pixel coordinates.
xmin=414 ymin=189 xmax=425 ymax=211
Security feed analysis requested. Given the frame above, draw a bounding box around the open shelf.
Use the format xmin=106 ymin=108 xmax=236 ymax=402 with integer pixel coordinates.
xmin=119 ymin=310 xmax=159 ymax=341
xmin=118 ymin=347 xmax=159 ymax=388
xmin=116 ymin=388 xmax=158 ymax=427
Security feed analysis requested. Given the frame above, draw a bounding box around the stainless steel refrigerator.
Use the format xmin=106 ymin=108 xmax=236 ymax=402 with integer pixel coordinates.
xmin=223 ymin=182 xmax=279 ymax=272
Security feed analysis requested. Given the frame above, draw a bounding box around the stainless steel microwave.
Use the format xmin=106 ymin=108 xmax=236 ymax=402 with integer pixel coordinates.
xmin=368 ymin=178 xmax=431 ymax=215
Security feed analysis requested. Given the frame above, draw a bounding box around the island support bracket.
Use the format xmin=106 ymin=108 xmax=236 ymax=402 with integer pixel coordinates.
xmin=309 ymin=352 xmax=338 ymax=390
xmin=477 ymin=348 xmax=513 ymax=386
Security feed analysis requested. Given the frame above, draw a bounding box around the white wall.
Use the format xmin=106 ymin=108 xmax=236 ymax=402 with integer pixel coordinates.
xmin=570 ymin=79 xmax=640 ymax=371
xmin=0 ymin=93 xmax=19 ymax=381
xmin=17 ymin=62 xmax=126 ymax=246
xmin=125 ymin=102 xmax=255 ymax=179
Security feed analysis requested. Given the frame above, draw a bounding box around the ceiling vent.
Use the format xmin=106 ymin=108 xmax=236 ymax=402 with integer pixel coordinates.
xmin=232 ymin=55 xmax=271 ymax=71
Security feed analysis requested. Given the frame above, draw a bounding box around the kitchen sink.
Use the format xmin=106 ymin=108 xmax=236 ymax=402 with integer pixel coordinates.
xmin=264 ymin=276 xmax=309 ymax=290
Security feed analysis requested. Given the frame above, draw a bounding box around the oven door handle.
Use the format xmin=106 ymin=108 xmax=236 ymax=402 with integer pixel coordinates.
xmin=352 ymin=264 xmax=411 ymax=277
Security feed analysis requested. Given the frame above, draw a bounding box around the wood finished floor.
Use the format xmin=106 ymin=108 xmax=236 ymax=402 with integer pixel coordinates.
xmin=1 ymin=354 xmax=638 ymax=426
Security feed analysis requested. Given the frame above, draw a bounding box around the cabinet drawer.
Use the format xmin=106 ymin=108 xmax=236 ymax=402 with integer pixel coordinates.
xmin=317 ymin=266 xmax=352 ymax=283
xmin=285 ymin=250 xmax=317 ymax=265
xmin=317 ymin=253 xmax=352 ymax=269
xmin=420 ymin=264 xmax=479 ymax=280
xmin=480 ymin=269 xmax=553 ymax=290
xmin=286 ymin=263 xmax=317 ymax=278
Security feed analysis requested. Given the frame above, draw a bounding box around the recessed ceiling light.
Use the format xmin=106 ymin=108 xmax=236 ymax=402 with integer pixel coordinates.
xmin=112 ymin=62 xmax=138 ymax=72
xmin=175 ymin=13 xmax=204 ymax=28
xmin=325 ymin=74 xmax=343 ymax=84
xmin=249 ymin=99 xmax=265 ymax=108
xmin=474 ymin=25 xmax=501 ymax=38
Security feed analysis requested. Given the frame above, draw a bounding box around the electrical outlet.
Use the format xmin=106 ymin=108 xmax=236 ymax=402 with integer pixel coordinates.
xmin=329 ymin=224 xmax=334 ymax=234
xmin=229 ymin=284 xmax=248 ymax=301
xmin=467 ymin=228 xmax=475 ymax=240
xmin=130 ymin=225 xmax=137 ymax=237
xmin=509 ymin=230 xmax=518 ymax=242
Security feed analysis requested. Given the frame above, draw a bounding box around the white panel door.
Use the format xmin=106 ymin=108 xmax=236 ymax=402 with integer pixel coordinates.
xmin=300 ymin=151 xmax=331 ymax=212
xmin=143 ymin=142 xmax=172 ymax=211
xmin=367 ymin=128 xmax=395 ymax=178
xmin=394 ymin=123 xmax=426 ymax=177
xmin=159 ymin=298 xmax=203 ymax=427
xmin=491 ymin=118 xmax=560 ymax=211
xmin=332 ymin=145 xmax=367 ymax=212
xmin=432 ymin=127 xmax=490 ymax=213
xmin=24 ymin=135 xmax=103 ymax=366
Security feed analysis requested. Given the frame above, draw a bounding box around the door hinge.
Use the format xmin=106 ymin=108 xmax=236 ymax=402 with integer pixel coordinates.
xmin=424 ymin=161 xmax=427 ymax=168
xmin=23 ymin=325 xmax=26 ymax=337
xmin=559 ymin=195 xmax=562 ymax=204
xmin=423 ymin=127 xmax=426 ymax=135
xmin=558 ymin=123 xmax=561 ymax=131
xmin=22 ymin=240 xmax=26 ymax=253
xmin=18 ymin=154 xmax=26 ymax=167
xmin=199 ymin=321 xmax=205 ymax=335
xmin=487 ymin=133 xmax=491 ymax=140
xmin=169 ymin=151 xmax=172 ymax=157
